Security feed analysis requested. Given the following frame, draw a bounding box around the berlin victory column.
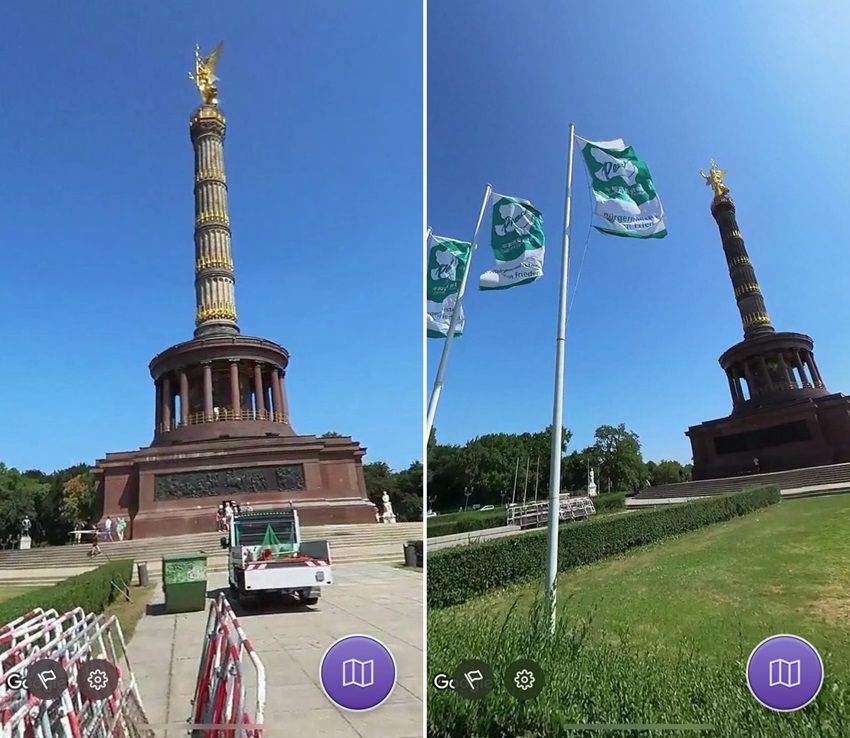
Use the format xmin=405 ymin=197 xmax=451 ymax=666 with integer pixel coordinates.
xmin=94 ymin=44 xmax=376 ymax=538
xmin=685 ymin=161 xmax=850 ymax=480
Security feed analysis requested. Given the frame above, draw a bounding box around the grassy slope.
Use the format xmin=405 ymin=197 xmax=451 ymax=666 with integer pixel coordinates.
xmin=428 ymin=495 xmax=850 ymax=737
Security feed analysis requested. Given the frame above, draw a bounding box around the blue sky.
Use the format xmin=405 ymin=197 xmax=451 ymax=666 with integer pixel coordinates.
xmin=1 ymin=1 xmax=422 ymax=473
xmin=427 ymin=0 xmax=850 ymax=463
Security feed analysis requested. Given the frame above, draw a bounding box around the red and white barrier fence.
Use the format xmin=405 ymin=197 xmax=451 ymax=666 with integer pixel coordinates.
xmin=191 ymin=593 xmax=266 ymax=738
xmin=0 ymin=608 xmax=151 ymax=738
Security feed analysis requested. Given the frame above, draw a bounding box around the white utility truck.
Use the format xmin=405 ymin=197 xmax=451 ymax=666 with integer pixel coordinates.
xmin=221 ymin=508 xmax=332 ymax=605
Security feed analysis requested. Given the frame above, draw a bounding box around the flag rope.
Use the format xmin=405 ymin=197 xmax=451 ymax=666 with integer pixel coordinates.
xmin=566 ymin=159 xmax=595 ymax=327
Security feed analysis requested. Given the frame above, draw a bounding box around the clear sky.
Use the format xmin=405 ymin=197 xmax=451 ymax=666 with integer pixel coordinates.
xmin=1 ymin=2 xmax=422 ymax=473
xmin=427 ymin=0 xmax=850 ymax=463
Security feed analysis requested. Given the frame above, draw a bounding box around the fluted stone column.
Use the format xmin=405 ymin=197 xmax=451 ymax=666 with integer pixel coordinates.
xmin=711 ymin=195 xmax=774 ymax=341
xmin=793 ymin=350 xmax=811 ymax=388
xmin=155 ymin=381 xmax=163 ymax=430
xmin=757 ymin=356 xmax=772 ymax=393
xmin=203 ymin=362 xmax=213 ymax=421
xmin=254 ymin=363 xmax=265 ymax=416
xmin=163 ymin=377 xmax=173 ymax=430
xmin=742 ymin=362 xmax=756 ymax=397
xmin=280 ymin=370 xmax=291 ymax=422
xmin=230 ymin=360 xmax=241 ymax=417
xmin=271 ymin=368 xmax=284 ymax=421
xmin=190 ymin=105 xmax=239 ymax=338
xmin=803 ymin=351 xmax=824 ymax=388
xmin=179 ymin=370 xmax=189 ymax=425
xmin=726 ymin=370 xmax=738 ymax=405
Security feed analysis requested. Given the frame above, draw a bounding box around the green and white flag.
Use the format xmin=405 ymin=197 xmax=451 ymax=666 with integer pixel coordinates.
xmin=578 ymin=137 xmax=667 ymax=239
xmin=427 ymin=235 xmax=471 ymax=338
xmin=479 ymin=193 xmax=545 ymax=290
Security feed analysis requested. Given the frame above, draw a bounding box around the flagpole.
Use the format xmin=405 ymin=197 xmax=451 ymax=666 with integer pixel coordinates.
xmin=510 ymin=457 xmax=519 ymax=506
xmin=522 ymin=457 xmax=530 ymax=506
xmin=425 ymin=184 xmax=493 ymax=437
xmin=545 ymin=123 xmax=576 ymax=634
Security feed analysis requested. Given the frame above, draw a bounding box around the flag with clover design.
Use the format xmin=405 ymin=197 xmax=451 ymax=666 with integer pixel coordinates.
xmin=578 ymin=137 xmax=667 ymax=239
xmin=479 ymin=193 xmax=545 ymax=291
xmin=427 ymin=234 xmax=471 ymax=338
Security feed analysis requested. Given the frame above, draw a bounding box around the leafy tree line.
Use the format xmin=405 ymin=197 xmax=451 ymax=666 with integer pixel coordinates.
xmin=427 ymin=424 xmax=692 ymax=512
xmin=0 ymin=463 xmax=96 ymax=545
xmin=0 ymin=441 xmax=422 ymax=544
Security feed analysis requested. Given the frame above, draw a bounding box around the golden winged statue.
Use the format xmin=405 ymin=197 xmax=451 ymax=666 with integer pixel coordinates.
xmin=699 ymin=159 xmax=730 ymax=199
xmin=188 ymin=41 xmax=224 ymax=105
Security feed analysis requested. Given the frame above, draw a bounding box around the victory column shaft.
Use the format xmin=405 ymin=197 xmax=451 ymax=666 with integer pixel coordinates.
xmin=189 ymin=43 xmax=239 ymax=337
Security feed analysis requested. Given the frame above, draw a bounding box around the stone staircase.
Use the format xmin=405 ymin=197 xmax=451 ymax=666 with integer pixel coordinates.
xmin=633 ymin=461 xmax=850 ymax=501
xmin=0 ymin=523 xmax=422 ymax=584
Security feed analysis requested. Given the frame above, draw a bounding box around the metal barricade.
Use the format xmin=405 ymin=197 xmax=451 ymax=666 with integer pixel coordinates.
xmin=0 ymin=607 xmax=152 ymax=738
xmin=191 ymin=593 xmax=266 ymax=738
xmin=507 ymin=495 xmax=597 ymax=529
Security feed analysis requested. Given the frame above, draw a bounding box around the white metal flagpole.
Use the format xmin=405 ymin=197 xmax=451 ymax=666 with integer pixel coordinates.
xmin=425 ymin=184 xmax=493 ymax=438
xmin=545 ymin=123 xmax=577 ymax=634
xmin=522 ymin=457 xmax=530 ymax=506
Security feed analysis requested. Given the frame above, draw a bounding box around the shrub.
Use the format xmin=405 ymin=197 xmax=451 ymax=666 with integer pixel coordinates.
xmin=592 ymin=491 xmax=626 ymax=513
xmin=0 ymin=559 xmax=134 ymax=625
xmin=427 ymin=486 xmax=780 ymax=608
xmin=427 ymin=509 xmax=507 ymax=538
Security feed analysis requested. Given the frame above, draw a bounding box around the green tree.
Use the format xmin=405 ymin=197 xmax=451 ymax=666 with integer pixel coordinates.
xmin=593 ymin=423 xmax=645 ymax=493
xmin=647 ymin=459 xmax=686 ymax=486
xmin=362 ymin=460 xmax=422 ymax=522
xmin=59 ymin=470 xmax=97 ymax=526
xmin=394 ymin=461 xmax=423 ymax=521
xmin=0 ymin=464 xmax=49 ymax=541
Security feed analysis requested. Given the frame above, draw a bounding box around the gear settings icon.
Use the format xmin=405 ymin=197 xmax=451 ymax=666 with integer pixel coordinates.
xmin=513 ymin=668 xmax=535 ymax=691
xmin=86 ymin=669 xmax=109 ymax=691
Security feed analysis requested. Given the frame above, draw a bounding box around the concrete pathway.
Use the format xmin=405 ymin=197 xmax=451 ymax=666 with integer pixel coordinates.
xmin=127 ymin=563 xmax=423 ymax=738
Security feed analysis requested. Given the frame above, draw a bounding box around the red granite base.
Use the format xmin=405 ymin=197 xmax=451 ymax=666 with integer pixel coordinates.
xmin=95 ymin=432 xmax=378 ymax=540
xmin=129 ymin=499 xmax=377 ymax=539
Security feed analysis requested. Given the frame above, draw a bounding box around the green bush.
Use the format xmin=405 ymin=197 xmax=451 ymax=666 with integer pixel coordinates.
xmin=427 ymin=509 xmax=507 ymax=538
xmin=591 ymin=492 xmax=626 ymax=513
xmin=428 ymin=486 xmax=780 ymax=608
xmin=428 ymin=598 xmax=848 ymax=738
xmin=0 ymin=559 xmax=134 ymax=625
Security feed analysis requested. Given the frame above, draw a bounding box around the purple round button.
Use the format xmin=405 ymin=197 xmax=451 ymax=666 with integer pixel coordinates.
xmin=319 ymin=634 xmax=397 ymax=711
xmin=746 ymin=634 xmax=824 ymax=712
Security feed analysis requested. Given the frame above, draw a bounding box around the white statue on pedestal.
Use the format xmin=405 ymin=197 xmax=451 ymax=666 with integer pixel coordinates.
xmin=381 ymin=491 xmax=397 ymax=524
xmin=587 ymin=468 xmax=598 ymax=498
xmin=19 ymin=515 xmax=32 ymax=550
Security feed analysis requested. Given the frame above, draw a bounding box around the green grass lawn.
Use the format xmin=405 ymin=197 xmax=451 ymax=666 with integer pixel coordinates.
xmin=428 ymin=495 xmax=850 ymax=737
xmin=0 ymin=586 xmax=41 ymax=604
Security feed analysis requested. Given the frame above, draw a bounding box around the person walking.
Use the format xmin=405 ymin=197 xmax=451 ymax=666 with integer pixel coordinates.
xmin=104 ymin=516 xmax=113 ymax=542
xmin=116 ymin=517 xmax=126 ymax=541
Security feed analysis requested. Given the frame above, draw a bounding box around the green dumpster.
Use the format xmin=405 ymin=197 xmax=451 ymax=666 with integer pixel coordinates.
xmin=161 ymin=551 xmax=208 ymax=614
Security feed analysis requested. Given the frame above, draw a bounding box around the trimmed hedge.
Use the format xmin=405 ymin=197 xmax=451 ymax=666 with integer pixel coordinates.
xmin=428 ymin=486 xmax=780 ymax=609
xmin=0 ymin=559 xmax=134 ymax=625
xmin=427 ymin=509 xmax=507 ymax=538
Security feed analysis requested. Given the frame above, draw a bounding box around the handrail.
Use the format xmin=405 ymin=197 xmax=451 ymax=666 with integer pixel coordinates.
xmin=158 ymin=409 xmax=289 ymax=433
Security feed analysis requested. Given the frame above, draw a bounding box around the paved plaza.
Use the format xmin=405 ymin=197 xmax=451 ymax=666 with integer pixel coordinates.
xmin=128 ymin=563 xmax=424 ymax=737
